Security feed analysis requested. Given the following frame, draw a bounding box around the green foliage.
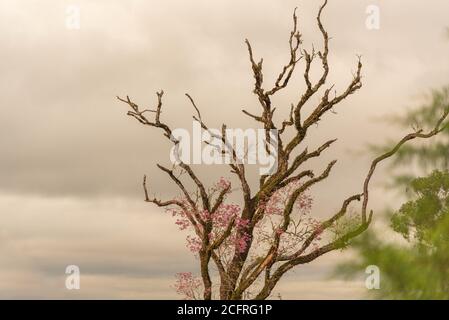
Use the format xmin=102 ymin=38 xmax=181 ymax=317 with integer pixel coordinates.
xmin=329 ymin=212 xmax=361 ymax=248
xmin=391 ymin=171 xmax=449 ymax=242
xmin=335 ymin=28 xmax=449 ymax=299
xmin=336 ymin=171 xmax=449 ymax=299
xmin=334 ymin=87 xmax=449 ymax=299
xmin=384 ymin=87 xmax=449 ymax=171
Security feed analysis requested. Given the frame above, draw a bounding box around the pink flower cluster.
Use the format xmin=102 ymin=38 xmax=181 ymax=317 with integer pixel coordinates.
xmin=168 ymin=178 xmax=317 ymax=259
xmin=165 ymin=177 xmax=252 ymax=254
xmin=167 ymin=198 xmax=192 ymax=231
xmin=174 ymin=272 xmax=202 ymax=300
xmin=201 ymin=204 xmax=240 ymax=228
xmin=186 ymin=235 xmax=202 ymax=253
xmin=186 ymin=207 xmax=250 ymax=254
xmin=259 ymin=180 xmax=313 ymax=216
xmin=234 ymin=231 xmax=251 ymax=253
xmin=215 ymin=176 xmax=231 ymax=190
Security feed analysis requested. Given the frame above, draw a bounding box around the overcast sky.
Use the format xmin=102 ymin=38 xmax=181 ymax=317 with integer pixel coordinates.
xmin=0 ymin=0 xmax=448 ymax=299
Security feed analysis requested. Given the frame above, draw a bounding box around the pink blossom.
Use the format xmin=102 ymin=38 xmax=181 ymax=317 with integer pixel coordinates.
xmin=235 ymin=218 xmax=250 ymax=229
xmin=275 ymin=228 xmax=284 ymax=236
xmin=216 ymin=177 xmax=231 ymax=190
xmin=165 ymin=178 xmax=318 ymax=264
xmin=173 ymin=272 xmax=202 ymax=300
xmin=211 ymin=204 xmax=241 ymax=228
xmin=259 ymin=180 xmax=313 ymax=216
xmin=235 ymin=232 xmax=251 ymax=253
xmin=186 ymin=235 xmax=202 ymax=253
xmin=175 ymin=218 xmax=190 ymax=230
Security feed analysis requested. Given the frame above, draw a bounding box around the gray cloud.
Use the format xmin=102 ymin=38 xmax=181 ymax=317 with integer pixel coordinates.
xmin=0 ymin=0 xmax=448 ymax=298
xmin=1 ymin=0 xmax=448 ymax=198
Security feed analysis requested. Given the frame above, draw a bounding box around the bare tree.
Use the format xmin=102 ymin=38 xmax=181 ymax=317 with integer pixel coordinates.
xmin=117 ymin=1 xmax=449 ymax=300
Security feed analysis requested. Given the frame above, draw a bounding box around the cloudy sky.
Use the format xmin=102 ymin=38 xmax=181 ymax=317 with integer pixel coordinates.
xmin=0 ymin=0 xmax=448 ymax=299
